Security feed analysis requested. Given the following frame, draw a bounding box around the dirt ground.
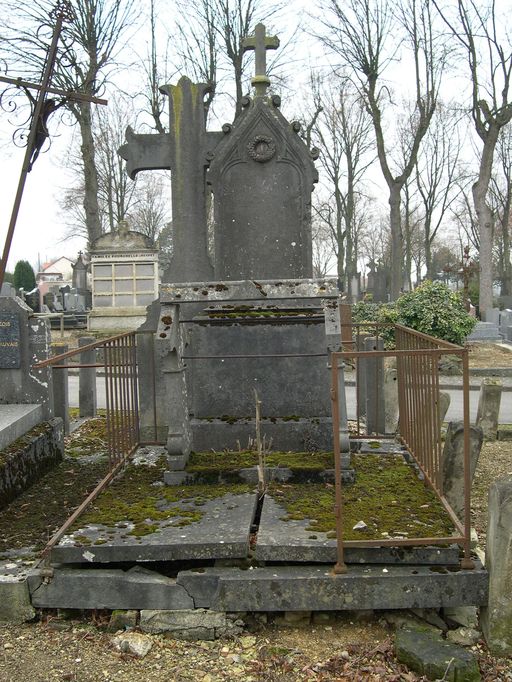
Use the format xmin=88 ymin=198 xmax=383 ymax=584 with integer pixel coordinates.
xmin=467 ymin=343 xmax=512 ymax=369
xmin=0 ymin=613 xmax=510 ymax=682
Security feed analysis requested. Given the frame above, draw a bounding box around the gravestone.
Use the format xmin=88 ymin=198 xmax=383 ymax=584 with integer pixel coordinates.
xmin=441 ymin=421 xmax=483 ymax=521
xmin=123 ymin=24 xmax=343 ymax=462
xmin=0 ymin=296 xmax=52 ymax=415
xmin=0 ymin=282 xmax=15 ymax=298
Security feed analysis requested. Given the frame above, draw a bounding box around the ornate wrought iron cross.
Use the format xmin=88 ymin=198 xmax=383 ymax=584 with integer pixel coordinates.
xmin=242 ymin=23 xmax=280 ymax=97
xmin=0 ymin=0 xmax=107 ymax=289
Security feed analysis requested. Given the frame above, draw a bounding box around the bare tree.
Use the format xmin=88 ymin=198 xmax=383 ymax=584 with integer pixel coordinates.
xmin=170 ymin=0 xmax=285 ymax=119
xmin=60 ymin=96 xmax=169 ymax=243
xmin=1 ymin=0 xmax=137 ymax=246
xmin=309 ymin=74 xmax=375 ymax=295
xmin=319 ymin=0 xmax=445 ymax=298
xmin=414 ymin=104 xmax=464 ymax=279
xmin=489 ymin=124 xmax=512 ymax=295
xmin=433 ymin=0 xmax=512 ymax=315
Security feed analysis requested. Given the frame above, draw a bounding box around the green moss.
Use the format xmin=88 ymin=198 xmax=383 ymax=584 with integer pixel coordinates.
xmin=269 ymin=454 xmax=456 ymax=540
xmin=207 ymin=306 xmax=318 ymax=319
xmin=65 ymin=416 xmax=108 ymax=458
xmin=72 ymin=455 xmax=253 ymax=537
xmin=187 ymin=450 xmax=334 ymax=473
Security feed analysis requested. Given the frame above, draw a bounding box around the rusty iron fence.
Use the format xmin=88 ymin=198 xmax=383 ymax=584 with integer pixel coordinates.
xmin=331 ymin=321 xmax=473 ymax=574
xmin=33 ymin=332 xmax=141 ymax=468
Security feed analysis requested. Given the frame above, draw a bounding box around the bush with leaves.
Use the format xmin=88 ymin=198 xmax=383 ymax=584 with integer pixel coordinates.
xmin=352 ymin=281 xmax=476 ymax=346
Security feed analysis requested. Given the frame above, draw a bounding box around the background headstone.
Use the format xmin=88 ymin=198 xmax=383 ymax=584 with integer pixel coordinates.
xmin=0 ymin=296 xmax=52 ymax=417
xmin=476 ymin=378 xmax=502 ymax=441
xmin=441 ymin=421 xmax=483 ymax=520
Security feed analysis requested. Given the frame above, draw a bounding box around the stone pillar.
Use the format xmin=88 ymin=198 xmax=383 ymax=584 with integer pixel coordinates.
xmin=335 ymin=358 xmax=351 ymax=471
xmin=78 ymin=336 xmax=97 ymax=418
xmin=356 ymin=335 xmax=367 ymax=420
xmin=481 ymin=477 xmax=512 ymax=655
xmin=439 ymin=391 xmax=451 ymax=424
xmin=52 ymin=343 xmax=69 ymax=435
xmin=156 ymin=304 xmax=192 ymax=467
xmin=441 ymin=421 xmax=483 ymax=520
xmin=476 ymin=378 xmax=502 ymax=441
xmin=384 ymin=367 xmax=398 ymax=433
xmin=365 ymin=337 xmax=385 ymax=435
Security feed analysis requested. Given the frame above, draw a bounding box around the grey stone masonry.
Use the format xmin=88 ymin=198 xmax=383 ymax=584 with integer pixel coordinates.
xmin=476 ymin=378 xmax=502 ymax=441
xmin=78 ymin=336 xmax=97 ymax=418
xmin=0 ymin=296 xmax=52 ymax=418
xmin=365 ymin=337 xmax=385 ymax=435
xmin=176 ymin=563 xmax=488 ymax=612
xmin=29 ymin=566 xmax=194 ymax=610
xmin=51 ymin=343 xmax=69 ymax=435
xmin=481 ymin=477 xmax=512 ymax=655
xmin=441 ymin=421 xmax=483 ymax=521
xmin=207 ymin=96 xmax=318 ymax=281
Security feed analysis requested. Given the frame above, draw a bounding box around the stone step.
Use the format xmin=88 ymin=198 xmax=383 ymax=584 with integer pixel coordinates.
xmin=28 ymin=562 xmax=488 ymax=612
xmin=177 ymin=563 xmax=489 ymax=612
xmin=0 ymin=403 xmax=43 ymax=450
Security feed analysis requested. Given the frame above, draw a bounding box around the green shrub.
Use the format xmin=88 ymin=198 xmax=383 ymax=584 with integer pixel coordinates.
xmin=352 ymin=281 xmax=476 ymax=347
xmin=395 ymin=281 xmax=476 ymax=345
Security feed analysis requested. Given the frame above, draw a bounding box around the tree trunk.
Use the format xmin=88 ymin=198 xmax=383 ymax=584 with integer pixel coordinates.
xmin=473 ymin=124 xmax=500 ymax=317
xmin=389 ymin=186 xmax=403 ymax=298
xmin=79 ymin=102 xmax=102 ymax=246
xmin=502 ymin=220 xmax=512 ymax=295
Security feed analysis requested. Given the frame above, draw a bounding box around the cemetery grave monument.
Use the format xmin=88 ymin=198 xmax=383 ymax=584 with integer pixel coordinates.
xmin=18 ymin=23 xmax=489 ymax=626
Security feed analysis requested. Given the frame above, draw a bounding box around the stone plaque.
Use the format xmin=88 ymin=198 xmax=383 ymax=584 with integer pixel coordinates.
xmin=0 ymin=313 xmax=21 ymax=368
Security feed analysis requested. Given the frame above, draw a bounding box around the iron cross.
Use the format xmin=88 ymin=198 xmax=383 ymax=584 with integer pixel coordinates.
xmin=243 ymin=23 xmax=280 ymax=96
xmin=0 ymin=0 xmax=107 ymax=289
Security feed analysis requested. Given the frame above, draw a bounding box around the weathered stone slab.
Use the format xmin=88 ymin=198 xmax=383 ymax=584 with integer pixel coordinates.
xmin=191 ymin=417 xmax=333 ymax=452
xmin=481 ymin=476 xmax=512 ymax=655
xmin=50 ymin=492 xmax=257 ymax=564
xmin=0 ymin=404 xmax=43 ymax=451
xmin=160 ymin=279 xmax=338 ymax=303
xmin=395 ymin=628 xmax=481 ymax=681
xmin=29 ymin=566 xmax=194 ymax=610
xmin=476 ymin=378 xmax=502 ymax=441
xmin=0 ymin=297 xmax=52 ymax=418
xmin=442 ymin=421 xmax=483 ymax=520
xmin=254 ymin=495 xmax=460 ymax=564
xmin=176 ymin=563 xmax=488 ymax=612
xmin=140 ymin=609 xmax=243 ymax=640
xmin=186 ymin=319 xmax=330 ymax=417
xmin=0 ymin=579 xmax=35 ymax=623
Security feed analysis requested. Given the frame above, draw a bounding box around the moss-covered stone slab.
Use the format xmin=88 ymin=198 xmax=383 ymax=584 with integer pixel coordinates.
xmin=254 ymin=495 xmax=460 ymax=565
xmin=51 ymin=490 xmax=257 ymax=563
xmin=395 ymin=628 xmax=481 ymax=681
xmin=50 ymin=455 xmax=257 ymax=563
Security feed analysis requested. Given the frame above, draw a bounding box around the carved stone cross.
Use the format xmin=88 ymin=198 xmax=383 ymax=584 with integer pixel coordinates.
xmin=242 ymin=23 xmax=280 ymax=96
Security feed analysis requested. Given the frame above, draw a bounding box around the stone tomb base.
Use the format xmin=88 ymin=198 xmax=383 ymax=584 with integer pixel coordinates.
xmin=26 ymin=445 xmax=489 ymax=615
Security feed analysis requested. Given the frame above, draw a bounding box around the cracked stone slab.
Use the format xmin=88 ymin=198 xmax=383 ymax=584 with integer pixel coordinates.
xmin=160 ymin=278 xmax=338 ymax=303
xmin=177 ymin=563 xmax=488 ymax=612
xmin=254 ymin=494 xmax=460 ymax=565
xmin=29 ymin=566 xmax=194 ymax=610
xmin=50 ymin=492 xmax=257 ymax=564
xmin=0 ymin=559 xmax=36 ymax=622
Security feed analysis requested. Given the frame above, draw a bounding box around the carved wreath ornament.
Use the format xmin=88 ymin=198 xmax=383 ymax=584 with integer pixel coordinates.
xmin=247 ymin=134 xmax=276 ymax=162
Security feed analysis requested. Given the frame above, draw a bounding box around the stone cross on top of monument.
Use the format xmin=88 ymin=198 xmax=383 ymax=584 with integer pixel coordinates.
xmin=242 ymin=23 xmax=280 ymax=97
xmin=119 ymin=21 xmax=318 ymax=284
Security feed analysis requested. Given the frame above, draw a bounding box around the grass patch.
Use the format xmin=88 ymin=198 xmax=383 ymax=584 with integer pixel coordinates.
xmin=269 ymin=454 xmax=456 ymax=541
